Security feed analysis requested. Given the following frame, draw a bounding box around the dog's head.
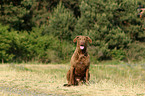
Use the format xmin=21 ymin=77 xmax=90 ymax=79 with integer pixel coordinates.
xmin=73 ymin=36 xmax=92 ymax=50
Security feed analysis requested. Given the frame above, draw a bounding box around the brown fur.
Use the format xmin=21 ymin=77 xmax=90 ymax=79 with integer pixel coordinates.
xmin=64 ymin=36 xmax=92 ymax=86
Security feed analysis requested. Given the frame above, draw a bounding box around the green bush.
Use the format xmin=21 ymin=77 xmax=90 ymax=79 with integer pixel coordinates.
xmin=0 ymin=24 xmax=14 ymax=63
xmin=111 ymin=49 xmax=126 ymax=61
xmin=0 ymin=23 xmax=74 ymax=63
xmin=10 ymin=29 xmax=62 ymax=63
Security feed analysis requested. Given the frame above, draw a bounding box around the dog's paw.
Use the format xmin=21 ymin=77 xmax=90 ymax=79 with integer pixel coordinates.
xmin=85 ymin=82 xmax=90 ymax=86
xmin=63 ymin=84 xmax=71 ymax=87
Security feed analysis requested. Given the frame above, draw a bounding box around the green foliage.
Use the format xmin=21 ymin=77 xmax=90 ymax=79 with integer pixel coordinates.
xmin=0 ymin=0 xmax=34 ymax=30
xmin=73 ymin=0 xmax=145 ymax=62
xmin=9 ymin=28 xmax=62 ymax=63
xmin=114 ymin=0 xmax=144 ymax=41
xmin=0 ymin=24 xmax=14 ymax=62
xmin=44 ymin=2 xmax=76 ymax=41
xmin=0 ymin=0 xmax=145 ymax=63
xmin=111 ymin=49 xmax=126 ymax=61
xmin=0 ymin=24 xmax=74 ymax=63
xmin=0 ymin=0 xmax=80 ymax=30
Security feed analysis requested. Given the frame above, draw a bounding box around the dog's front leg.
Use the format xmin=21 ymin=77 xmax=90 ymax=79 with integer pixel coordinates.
xmin=68 ymin=66 xmax=75 ymax=86
xmin=86 ymin=68 xmax=89 ymax=84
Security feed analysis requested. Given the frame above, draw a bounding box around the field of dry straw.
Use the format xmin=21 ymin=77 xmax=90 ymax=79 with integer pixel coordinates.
xmin=0 ymin=63 xmax=145 ymax=96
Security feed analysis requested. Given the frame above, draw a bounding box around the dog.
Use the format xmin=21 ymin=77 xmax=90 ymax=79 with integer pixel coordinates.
xmin=64 ymin=36 xmax=92 ymax=86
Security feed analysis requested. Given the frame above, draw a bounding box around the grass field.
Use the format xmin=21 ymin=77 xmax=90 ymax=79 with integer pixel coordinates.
xmin=0 ymin=63 xmax=145 ymax=96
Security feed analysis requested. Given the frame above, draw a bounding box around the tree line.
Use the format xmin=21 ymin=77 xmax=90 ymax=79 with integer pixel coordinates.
xmin=0 ymin=0 xmax=145 ymax=63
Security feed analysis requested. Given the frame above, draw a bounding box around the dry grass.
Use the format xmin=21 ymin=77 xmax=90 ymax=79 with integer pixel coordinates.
xmin=0 ymin=63 xmax=145 ymax=96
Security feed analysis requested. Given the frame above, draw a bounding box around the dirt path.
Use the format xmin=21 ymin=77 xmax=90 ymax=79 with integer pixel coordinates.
xmin=0 ymin=86 xmax=62 ymax=96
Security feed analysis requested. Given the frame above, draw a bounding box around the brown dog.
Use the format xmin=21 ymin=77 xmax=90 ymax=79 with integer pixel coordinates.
xmin=64 ymin=36 xmax=92 ymax=86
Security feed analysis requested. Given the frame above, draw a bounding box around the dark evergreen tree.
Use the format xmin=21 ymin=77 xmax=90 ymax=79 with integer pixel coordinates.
xmin=44 ymin=2 xmax=76 ymax=41
xmin=74 ymin=0 xmax=143 ymax=60
xmin=0 ymin=0 xmax=34 ymax=30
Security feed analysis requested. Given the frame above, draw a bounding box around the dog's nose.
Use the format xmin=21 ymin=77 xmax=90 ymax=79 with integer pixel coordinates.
xmin=80 ymin=42 xmax=85 ymax=45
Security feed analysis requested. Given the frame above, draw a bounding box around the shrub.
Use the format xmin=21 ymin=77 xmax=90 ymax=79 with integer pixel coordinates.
xmin=10 ymin=29 xmax=62 ymax=63
xmin=111 ymin=49 xmax=126 ymax=61
xmin=0 ymin=24 xmax=14 ymax=63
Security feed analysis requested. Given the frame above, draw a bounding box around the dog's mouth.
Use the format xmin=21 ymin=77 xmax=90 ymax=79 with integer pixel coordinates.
xmin=80 ymin=45 xmax=84 ymax=50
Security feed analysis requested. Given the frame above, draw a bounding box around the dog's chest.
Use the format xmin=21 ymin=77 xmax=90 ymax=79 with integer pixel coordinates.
xmin=74 ymin=61 xmax=87 ymax=75
xmin=76 ymin=61 xmax=86 ymax=67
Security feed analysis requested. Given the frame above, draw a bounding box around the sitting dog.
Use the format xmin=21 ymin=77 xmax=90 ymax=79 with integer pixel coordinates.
xmin=64 ymin=36 xmax=92 ymax=86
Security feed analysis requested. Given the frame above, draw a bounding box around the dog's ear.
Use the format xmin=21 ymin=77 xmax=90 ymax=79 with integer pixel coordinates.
xmin=86 ymin=36 xmax=92 ymax=43
xmin=73 ymin=36 xmax=79 ymax=42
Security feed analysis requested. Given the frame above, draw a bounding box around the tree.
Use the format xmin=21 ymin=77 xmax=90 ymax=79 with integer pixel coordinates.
xmin=44 ymin=2 xmax=76 ymax=41
xmin=0 ymin=0 xmax=80 ymax=30
xmin=74 ymin=0 xmax=142 ymax=60
xmin=0 ymin=0 xmax=34 ymax=30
